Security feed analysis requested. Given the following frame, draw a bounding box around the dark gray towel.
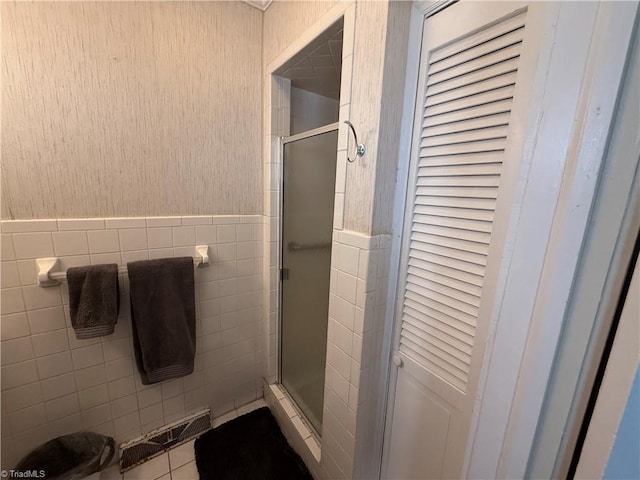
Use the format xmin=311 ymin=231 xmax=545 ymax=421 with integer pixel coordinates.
xmin=67 ymin=264 xmax=119 ymax=339
xmin=127 ymin=257 xmax=196 ymax=384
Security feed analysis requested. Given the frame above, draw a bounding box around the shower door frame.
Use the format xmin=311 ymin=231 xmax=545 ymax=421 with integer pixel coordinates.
xmin=277 ymin=122 xmax=339 ymax=436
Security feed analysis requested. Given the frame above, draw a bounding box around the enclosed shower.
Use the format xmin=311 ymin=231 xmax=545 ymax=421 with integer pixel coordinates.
xmin=274 ymin=20 xmax=344 ymax=435
xmin=280 ymin=125 xmax=338 ymax=433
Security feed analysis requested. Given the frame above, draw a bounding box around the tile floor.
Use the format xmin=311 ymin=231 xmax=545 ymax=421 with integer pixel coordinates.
xmin=101 ymin=399 xmax=267 ymax=480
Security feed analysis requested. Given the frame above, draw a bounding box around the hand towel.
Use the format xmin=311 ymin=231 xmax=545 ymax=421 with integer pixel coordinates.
xmin=127 ymin=257 xmax=196 ymax=384
xmin=67 ymin=264 xmax=119 ymax=339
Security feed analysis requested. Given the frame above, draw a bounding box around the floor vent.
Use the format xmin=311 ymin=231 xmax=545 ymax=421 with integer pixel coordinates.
xmin=119 ymin=409 xmax=211 ymax=472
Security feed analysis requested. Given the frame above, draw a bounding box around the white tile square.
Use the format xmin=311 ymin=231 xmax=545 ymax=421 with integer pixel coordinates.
xmin=217 ymin=225 xmax=236 ymax=244
xmin=121 ymin=250 xmax=148 ymax=264
xmin=112 ymin=410 xmax=140 ymax=437
xmin=2 ymin=220 xmax=57 ymax=233
xmin=16 ymin=259 xmax=38 ymax=285
xmin=57 ymin=219 xmax=105 ymax=231
xmin=2 ymin=381 xmax=43 ymax=412
xmin=22 ymin=285 xmax=62 ymax=310
xmin=12 ymin=233 xmax=54 ymax=260
xmin=27 ymin=306 xmax=66 ymax=334
xmin=2 ymin=360 xmax=39 ymax=389
xmin=149 ymin=248 xmax=174 ymax=260
xmin=87 ymin=230 xmax=120 ymax=254
xmin=105 ymin=218 xmax=146 ymax=229
xmin=32 ymin=329 xmax=69 ymax=357
xmin=333 ymin=194 xmax=345 ymax=231
xmin=91 ymin=252 xmax=122 ymax=265
xmin=57 ymin=254 xmax=91 ymax=271
xmin=217 ymin=244 xmax=237 ymax=261
xmin=2 ymin=261 xmax=20 ymax=288
xmin=336 ymin=271 xmax=357 ymax=304
xmin=137 ymin=386 xmax=162 ymax=409
xmin=212 ymin=216 xmax=239 ymax=225
xmin=1 ymin=287 xmax=25 ymax=314
xmin=338 ymin=244 xmax=360 ymax=276
xmin=173 ymin=246 xmax=193 ymax=258
xmin=330 ymin=319 xmax=353 ymax=356
xmin=9 ymin=403 xmax=47 ymax=432
xmin=119 ymin=229 xmax=147 ymax=251
xmin=139 ymin=402 xmax=163 ymax=426
xmin=195 ymin=226 xmax=216 ymax=244
xmin=45 ymin=393 xmax=80 ymax=420
xmin=60 ymin=407 xmax=81 ymax=435
xmin=52 ymin=231 xmax=89 ymax=256
xmin=168 ymin=440 xmax=195 ymax=470
xmin=75 ymin=364 xmax=108 ymax=390
xmin=173 ymin=227 xmax=195 ymax=247
xmin=71 ymin=343 xmax=104 ymax=370
xmin=111 ymin=393 xmax=138 ymax=418
xmin=280 ymin=397 xmax=296 ymax=418
xmin=106 ymin=357 xmax=134 ymax=382
xmin=79 ymin=384 xmax=110 ymax=410
xmin=1 ymin=336 xmax=34 ymax=364
xmin=162 ymin=394 xmax=185 ymax=416
xmin=147 ymin=228 xmax=173 ymax=249
xmin=291 ymin=414 xmax=311 ymax=440
xmin=1 ymin=234 xmax=16 ymax=261
xmin=1 ymin=312 xmax=29 ymax=340
xmin=161 ymin=378 xmax=184 ymax=400
xmin=327 ymin=343 xmax=352 ymax=381
xmin=124 ymin=453 xmax=169 ymax=480
xmin=146 ymin=217 xmax=181 ymax=228
xmin=236 ymin=224 xmax=254 ymax=242
xmin=184 ymin=387 xmax=206 ymax=412
xmin=102 ymin=338 xmax=131 ymax=362
xmin=37 ymin=351 xmax=73 ymax=379
xmin=82 ymin=403 xmax=112 ymax=429
xmin=40 ymin=372 xmax=77 ymax=400
xmin=108 ymin=376 xmax=135 ymax=400
xmin=181 ymin=216 xmax=212 ymax=226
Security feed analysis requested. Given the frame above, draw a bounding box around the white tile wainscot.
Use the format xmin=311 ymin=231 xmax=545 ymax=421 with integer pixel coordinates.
xmin=0 ymin=215 xmax=265 ymax=469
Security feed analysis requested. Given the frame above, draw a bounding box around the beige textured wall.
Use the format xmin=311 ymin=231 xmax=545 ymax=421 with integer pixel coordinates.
xmin=370 ymin=1 xmax=412 ymax=234
xmin=1 ymin=1 xmax=262 ymax=219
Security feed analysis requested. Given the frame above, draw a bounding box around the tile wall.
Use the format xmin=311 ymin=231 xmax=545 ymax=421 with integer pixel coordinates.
xmin=0 ymin=215 xmax=264 ymax=468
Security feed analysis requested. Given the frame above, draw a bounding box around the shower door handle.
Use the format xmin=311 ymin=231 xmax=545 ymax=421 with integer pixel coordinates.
xmin=280 ymin=268 xmax=290 ymax=280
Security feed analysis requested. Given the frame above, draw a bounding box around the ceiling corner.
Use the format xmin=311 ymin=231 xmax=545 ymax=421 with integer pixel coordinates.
xmin=241 ymin=0 xmax=273 ymax=12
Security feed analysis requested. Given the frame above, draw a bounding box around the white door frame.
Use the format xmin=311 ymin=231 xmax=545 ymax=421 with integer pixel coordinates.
xmin=381 ymin=1 xmax=639 ymax=478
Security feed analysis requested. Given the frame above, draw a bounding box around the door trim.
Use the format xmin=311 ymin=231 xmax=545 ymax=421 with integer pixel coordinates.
xmin=467 ymin=3 xmax=638 ymax=479
xmin=379 ymin=2 xmax=429 ymax=476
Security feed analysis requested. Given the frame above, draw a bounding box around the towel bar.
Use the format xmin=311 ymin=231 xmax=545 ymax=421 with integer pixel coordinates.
xmin=36 ymin=245 xmax=210 ymax=287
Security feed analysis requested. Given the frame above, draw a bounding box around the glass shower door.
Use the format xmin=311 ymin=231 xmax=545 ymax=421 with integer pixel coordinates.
xmin=281 ymin=127 xmax=338 ymax=434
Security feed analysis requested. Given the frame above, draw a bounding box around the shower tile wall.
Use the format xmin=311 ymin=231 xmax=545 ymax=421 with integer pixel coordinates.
xmin=0 ymin=216 xmax=263 ymax=468
xmin=265 ymin=229 xmax=391 ymax=480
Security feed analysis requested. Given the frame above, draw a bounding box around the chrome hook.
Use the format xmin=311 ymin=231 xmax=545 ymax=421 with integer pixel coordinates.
xmin=344 ymin=120 xmax=365 ymax=163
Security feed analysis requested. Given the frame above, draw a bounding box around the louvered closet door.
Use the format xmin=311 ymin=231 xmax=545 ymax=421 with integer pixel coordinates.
xmin=384 ymin=2 xmax=540 ymax=479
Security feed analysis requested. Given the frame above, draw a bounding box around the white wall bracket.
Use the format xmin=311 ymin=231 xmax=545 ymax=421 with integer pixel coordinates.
xmin=37 ymin=257 xmax=60 ymax=286
xmin=195 ymin=245 xmax=209 ymax=267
